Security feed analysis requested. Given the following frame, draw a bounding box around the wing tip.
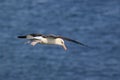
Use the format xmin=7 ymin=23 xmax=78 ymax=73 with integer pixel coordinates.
xmin=17 ymin=36 xmax=26 ymax=38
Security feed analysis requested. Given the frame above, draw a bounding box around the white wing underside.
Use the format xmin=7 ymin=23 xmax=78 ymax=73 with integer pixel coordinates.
xmin=33 ymin=36 xmax=43 ymax=40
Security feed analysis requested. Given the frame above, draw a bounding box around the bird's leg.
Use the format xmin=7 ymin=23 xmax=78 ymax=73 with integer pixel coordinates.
xmin=30 ymin=40 xmax=42 ymax=46
xmin=30 ymin=41 xmax=38 ymax=46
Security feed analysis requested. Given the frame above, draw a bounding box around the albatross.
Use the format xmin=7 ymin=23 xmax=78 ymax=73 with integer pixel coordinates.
xmin=18 ymin=33 xmax=88 ymax=50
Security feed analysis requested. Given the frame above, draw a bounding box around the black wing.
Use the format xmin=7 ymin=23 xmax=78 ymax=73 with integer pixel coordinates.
xmin=18 ymin=33 xmax=46 ymax=39
xmin=46 ymin=34 xmax=59 ymax=38
xmin=47 ymin=35 xmax=89 ymax=47
xmin=18 ymin=35 xmax=27 ymax=38
xmin=60 ymin=36 xmax=89 ymax=47
xmin=29 ymin=33 xmax=46 ymax=38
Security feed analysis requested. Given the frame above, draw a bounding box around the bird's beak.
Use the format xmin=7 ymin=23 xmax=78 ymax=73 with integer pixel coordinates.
xmin=62 ymin=44 xmax=67 ymax=50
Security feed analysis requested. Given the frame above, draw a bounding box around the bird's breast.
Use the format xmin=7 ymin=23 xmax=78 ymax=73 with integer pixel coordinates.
xmin=47 ymin=38 xmax=56 ymax=44
xmin=41 ymin=38 xmax=55 ymax=44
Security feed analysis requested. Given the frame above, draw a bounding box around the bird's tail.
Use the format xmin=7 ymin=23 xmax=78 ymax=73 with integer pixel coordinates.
xmin=18 ymin=36 xmax=27 ymax=38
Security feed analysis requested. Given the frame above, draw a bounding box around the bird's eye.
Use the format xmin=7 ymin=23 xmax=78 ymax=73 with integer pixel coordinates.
xmin=61 ymin=41 xmax=64 ymax=44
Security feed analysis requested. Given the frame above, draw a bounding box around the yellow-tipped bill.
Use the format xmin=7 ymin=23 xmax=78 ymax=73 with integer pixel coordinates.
xmin=62 ymin=44 xmax=67 ymax=50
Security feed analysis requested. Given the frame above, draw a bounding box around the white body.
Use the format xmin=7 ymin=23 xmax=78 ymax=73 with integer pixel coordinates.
xmin=30 ymin=36 xmax=67 ymax=50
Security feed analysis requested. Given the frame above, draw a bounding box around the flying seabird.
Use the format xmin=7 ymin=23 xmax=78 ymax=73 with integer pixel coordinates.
xmin=18 ymin=33 xmax=88 ymax=50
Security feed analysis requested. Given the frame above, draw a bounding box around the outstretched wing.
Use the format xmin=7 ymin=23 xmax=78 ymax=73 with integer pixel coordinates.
xmin=18 ymin=33 xmax=46 ymax=39
xmin=46 ymin=34 xmax=58 ymax=38
xmin=60 ymin=36 xmax=89 ymax=47
xmin=47 ymin=34 xmax=89 ymax=47
xmin=29 ymin=33 xmax=46 ymax=38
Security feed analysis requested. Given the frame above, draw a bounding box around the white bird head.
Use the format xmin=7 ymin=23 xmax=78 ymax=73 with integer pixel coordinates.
xmin=55 ymin=38 xmax=67 ymax=50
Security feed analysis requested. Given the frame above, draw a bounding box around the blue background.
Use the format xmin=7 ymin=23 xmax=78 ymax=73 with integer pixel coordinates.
xmin=0 ymin=0 xmax=120 ymax=80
